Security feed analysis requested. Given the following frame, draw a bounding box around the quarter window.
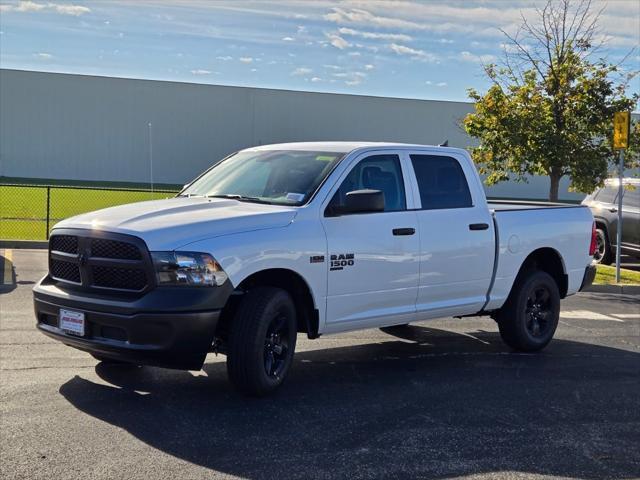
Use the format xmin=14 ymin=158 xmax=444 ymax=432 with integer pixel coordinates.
xmin=410 ymin=155 xmax=472 ymax=209
xmin=328 ymin=154 xmax=406 ymax=213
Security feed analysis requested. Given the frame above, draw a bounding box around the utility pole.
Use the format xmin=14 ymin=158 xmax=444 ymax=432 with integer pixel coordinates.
xmin=615 ymin=149 xmax=623 ymax=283
xmin=612 ymin=111 xmax=630 ymax=284
xmin=148 ymin=122 xmax=154 ymax=192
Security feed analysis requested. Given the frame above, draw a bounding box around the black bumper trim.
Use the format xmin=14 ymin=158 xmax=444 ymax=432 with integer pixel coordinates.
xmin=33 ymin=279 xmax=231 ymax=370
xmin=580 ymin=264 xmax=597 ymax=292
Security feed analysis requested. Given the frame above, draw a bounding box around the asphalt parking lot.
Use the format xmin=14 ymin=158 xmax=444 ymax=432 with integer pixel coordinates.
xmin=1 ymin=249 xmax=639 ymax=480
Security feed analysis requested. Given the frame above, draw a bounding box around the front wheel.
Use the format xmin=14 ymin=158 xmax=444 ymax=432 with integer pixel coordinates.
xmin=227 ymin=287 xmax=297 ymax=396
xmin=496 ymin=270 xmax=560 ymax=352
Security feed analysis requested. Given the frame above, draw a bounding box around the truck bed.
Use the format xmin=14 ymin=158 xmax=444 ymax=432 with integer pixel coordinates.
xmin=488 ymin=200 xmax=584 ymax=211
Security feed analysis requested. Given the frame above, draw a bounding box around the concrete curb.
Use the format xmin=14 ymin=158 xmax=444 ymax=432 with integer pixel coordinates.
xmin=0 ymin=240 xmax=48 ymax=249
xmin=584 ymin=284 xmax=640 ymax=295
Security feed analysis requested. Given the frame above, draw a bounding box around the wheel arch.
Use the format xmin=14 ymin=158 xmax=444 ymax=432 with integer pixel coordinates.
xmin=514 ymin=247 xmax=568 ymax=298
xmin=217 ymin=268 xmax=320 ymax=341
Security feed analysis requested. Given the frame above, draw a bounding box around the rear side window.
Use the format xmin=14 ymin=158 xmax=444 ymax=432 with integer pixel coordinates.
xmin=410 ymin=155 xmax=472 ymax=209
xmin=594 ymin=187 xmax=618 ymax=204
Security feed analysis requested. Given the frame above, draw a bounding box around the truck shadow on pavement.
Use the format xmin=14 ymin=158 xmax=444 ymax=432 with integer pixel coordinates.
xmin=59 ymin=326 xmax=640 ymax=480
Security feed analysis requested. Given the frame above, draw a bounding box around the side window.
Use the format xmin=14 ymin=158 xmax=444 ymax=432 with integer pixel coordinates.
xmin=410 ymin=155 xmax=472 ymax=209
xmin=594 ymin=187 xmax=618 ymax=204
xmin=328 ymin=154 xmax=406 ymax=213
xmin=623 ymin=187 xmax=639 ymax=209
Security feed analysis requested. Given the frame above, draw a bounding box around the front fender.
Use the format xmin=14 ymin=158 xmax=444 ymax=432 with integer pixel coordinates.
xmin=180 ymin=219 xmax=328 ymax=328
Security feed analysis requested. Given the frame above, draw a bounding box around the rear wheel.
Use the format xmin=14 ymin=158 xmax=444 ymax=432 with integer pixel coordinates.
xmin=496 ymin=270 xmax=560 ymax=352
xmin=594 ymin=227 xmax=612 ymax=265
xmin=227 ymin=287 xmax=297 ymax=396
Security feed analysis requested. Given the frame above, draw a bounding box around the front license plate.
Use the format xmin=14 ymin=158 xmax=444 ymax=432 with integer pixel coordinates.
xmin=59 ymin=309 xmax=85 ymax=336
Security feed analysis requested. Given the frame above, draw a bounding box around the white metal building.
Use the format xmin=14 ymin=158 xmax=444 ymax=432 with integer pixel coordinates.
xmin=0 ymin=68 xmax=626 ymax=200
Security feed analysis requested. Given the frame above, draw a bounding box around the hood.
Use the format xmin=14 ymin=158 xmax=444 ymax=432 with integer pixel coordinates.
xmin=53 ymin=197 xmax=297 ymax=250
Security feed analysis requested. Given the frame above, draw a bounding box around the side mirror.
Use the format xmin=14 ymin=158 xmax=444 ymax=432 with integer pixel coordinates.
xmin=338 ymin=189 xmax=385 ymax=215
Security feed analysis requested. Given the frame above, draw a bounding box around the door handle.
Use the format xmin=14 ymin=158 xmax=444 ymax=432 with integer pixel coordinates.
xmin=608 ymin=208 xmax=617 ymax=213
xmin=469 ymin=223 xmax=489 ymax=231
xmin=392 ymin=227 xmax=415 ymax=236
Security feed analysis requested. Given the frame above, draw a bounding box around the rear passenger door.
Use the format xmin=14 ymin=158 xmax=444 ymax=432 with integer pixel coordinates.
xmin=405 ymin=151 xmax=495 ymax=318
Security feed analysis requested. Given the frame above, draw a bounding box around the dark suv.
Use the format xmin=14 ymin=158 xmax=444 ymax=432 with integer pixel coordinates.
xmin=582 ymin=178 xmax=640 ymax=264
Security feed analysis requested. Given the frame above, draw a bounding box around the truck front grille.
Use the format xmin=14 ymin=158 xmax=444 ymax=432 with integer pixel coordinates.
xmin=92 ymin=265 xmax=147 ymax=290
xmin=90 ymin=239 xmax=142 ymax=260
xmin=50 ymin=259 xmax=81 ymax=283
xmin=49 ymin=235 xmax=78 ymax=254
xmin=49 ymin=231 xmax=153 ymax=294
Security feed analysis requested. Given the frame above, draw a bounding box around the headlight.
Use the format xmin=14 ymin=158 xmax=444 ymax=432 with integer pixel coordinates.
xmin=151 ymin=251 xmax=228 ymax=287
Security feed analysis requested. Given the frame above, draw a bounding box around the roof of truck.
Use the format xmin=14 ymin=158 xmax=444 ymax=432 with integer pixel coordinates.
xmin=246 ymin=141 xmax=457 ymax=153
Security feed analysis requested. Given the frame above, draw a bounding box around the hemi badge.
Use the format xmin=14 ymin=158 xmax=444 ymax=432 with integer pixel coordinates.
xmin=310 ymin=255 xmax=325 ymax=264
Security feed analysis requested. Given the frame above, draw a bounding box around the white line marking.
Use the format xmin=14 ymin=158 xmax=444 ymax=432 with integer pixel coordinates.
xmin=611 ymin=314 xmax=640 ymax=319
xmin=561 ymin=310 xmax=624 ymax=322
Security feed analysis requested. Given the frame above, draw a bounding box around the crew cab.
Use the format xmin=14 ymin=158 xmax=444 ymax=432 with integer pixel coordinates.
xmin=34 ymin=142 xmax=597 ymax=395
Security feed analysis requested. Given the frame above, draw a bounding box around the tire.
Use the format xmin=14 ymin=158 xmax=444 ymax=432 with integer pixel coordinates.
xmin=496 ymin=270 xmax=560 ymax=352
xmin=594 ymin=227 xmax=612 ymax=265
xmin=227 ymin=287 xmax=297 ymax=396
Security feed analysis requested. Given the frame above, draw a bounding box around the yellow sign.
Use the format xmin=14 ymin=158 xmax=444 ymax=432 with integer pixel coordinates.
xmin=613 ymin=111 xmax=630 ymax=149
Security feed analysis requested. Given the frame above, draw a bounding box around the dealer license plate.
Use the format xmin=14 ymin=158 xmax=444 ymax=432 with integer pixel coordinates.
xmin=59 ymin=309 xmax=85 ymax=336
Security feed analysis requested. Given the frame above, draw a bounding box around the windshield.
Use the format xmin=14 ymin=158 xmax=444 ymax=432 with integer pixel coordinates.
xmin=181 ymin=150 xmax=344 ymax=206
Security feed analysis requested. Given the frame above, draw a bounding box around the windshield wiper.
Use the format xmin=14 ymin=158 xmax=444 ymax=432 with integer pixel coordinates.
xmin=205 ymin=194 xmax=274 ymax=205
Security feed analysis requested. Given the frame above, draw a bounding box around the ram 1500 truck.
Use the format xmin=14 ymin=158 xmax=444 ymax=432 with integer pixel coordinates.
xmin=34 ymin=142 xmax=597 ymax=395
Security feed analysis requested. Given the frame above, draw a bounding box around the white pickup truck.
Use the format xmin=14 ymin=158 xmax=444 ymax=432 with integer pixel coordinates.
xmin=34 ymin=142 xmax=597 ymax=395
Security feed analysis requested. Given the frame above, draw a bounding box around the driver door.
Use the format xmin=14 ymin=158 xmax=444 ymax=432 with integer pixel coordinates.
xmin=321 ymin=152 xmax=419 ymax=333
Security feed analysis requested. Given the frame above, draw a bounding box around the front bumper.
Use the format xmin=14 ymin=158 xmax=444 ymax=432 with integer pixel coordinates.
xmin=34 ymin=276 xmax=232 ymax=370
xmin=579 ymin=264 xmax=597 ymax=292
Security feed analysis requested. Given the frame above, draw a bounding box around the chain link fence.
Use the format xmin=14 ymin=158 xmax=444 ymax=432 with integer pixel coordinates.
xmin=0 ymin=184 xmax=179 ymax=241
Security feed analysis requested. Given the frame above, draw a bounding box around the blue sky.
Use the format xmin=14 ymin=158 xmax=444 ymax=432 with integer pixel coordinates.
xmin=0 ymin=0 xmax=638 ymax=102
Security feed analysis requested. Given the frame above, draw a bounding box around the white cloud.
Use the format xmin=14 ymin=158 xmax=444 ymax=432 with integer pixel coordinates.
xmin=323 ymin=64 xmax=343 ymax=70
xmin=239 ymin=57 xmax=253 ymax=63
xmin=438 ymin=38 xmax=453 ymax=44
xmin=338 ymin=27 xmax=412 ymax=42
xmin=282 ymin=36 xmax=294 ymax=42
xmin=389 ymin=43 xmax=438 ymax=62
xmin=325 ymin=33 xmax=351 ymax=50
xmin=325 ymin=7 xmax=423 ymax=31
xmin=190 ymin=69 xmax=211 ymax=75
xmin=458 ymin=50 xmax=496 ymax=64
xmin=436 ymin=82 xmax=447 ymax=87
xmin=310 ymin=77 xmax=322 ymax=82
xmin=331 ymin=70 xmax=367 ymax=86
xmin=364 ymin=64 xmax=374 ymax=70
xmin=291 ymin=67 xmax=312 ymax=76
xmin=297 ymin=25 xmax=307 ymax=34
xmin=34 ymin=52 xmax=52 ymax=59
xmin=2 ymin=1 xmax=90 ymax=16
xmin=348 ymin=51 xmax=361 ymax=57
xmin=216 ymin=56 xmax=233 ymax=61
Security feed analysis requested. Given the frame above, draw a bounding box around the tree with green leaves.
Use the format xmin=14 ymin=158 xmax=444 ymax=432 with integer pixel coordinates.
xmin=463 ymin=0 xmax=638 ymax=202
